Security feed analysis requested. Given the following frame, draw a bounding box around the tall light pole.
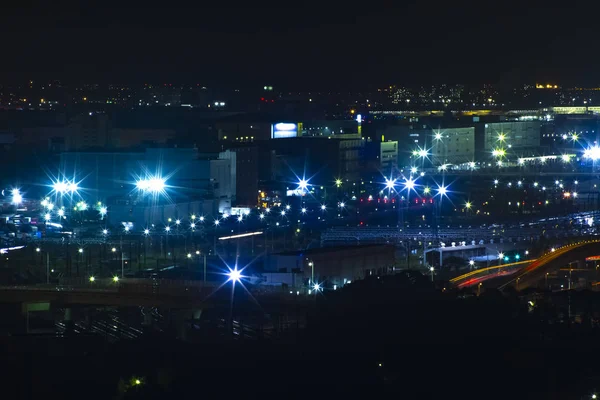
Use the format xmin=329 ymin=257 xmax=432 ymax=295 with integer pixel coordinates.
xmin=308 ymin=261 xmax=314 ymax=285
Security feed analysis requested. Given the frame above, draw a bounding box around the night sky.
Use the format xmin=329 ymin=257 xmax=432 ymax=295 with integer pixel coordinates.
xmin=1 ymin=3 xmax=597 ymax=88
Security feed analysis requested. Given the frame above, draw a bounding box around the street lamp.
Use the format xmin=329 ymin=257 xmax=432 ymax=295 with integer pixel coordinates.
xmin=227 ymin=267 xmax=242 ymax=283
xmin=89 ymin=276 xmax=95 ymax=282
xmin=112 ymin=276 xmax=119 ymax=282
xmin=430 ymin=266 xmax=434 ymax=281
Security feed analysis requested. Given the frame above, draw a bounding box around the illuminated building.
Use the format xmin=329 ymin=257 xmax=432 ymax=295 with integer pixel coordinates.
xmin=430 ymin=127 xmax=474 ymax=165
xmin=482 ymin=121 xmax=540 ymax=151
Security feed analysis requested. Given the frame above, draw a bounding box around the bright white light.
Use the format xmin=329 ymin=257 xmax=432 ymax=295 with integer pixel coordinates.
xmin=136 ymin=177 xmax=166 ymax=193
xmin=436 ymin=186 xmax=447 ymax=196
xmin=418 ymin=149 xmax=428 ymax=158
xmin=237 ymin=215 xmax=243 ymax=222
xmin=53 ymin=181 xmax=68 ymax=193
xmin=79 ymin=202 xmax=88 ymax=211
xmin=11 ymin=189 xmax=22 ymax=205
xmin=78 ymin=248 xmax=83 ymax=253
xmin=534 ymin=182 xmax=539 ymax=187
xmin=574 ymin=180 xmax=578 ymax=185
xmin=41 ymin=199 xmax=48 ymax=207
xmin=410 ymin=166 xmax=418 ymax=174
xmin=321 ymin=204 xmax=326 ymax=210
xmin=199 ymin=216 xmax=205 ymax=222
xmin=124 ymin=226 xmax=130 ymax=232
xmin=285 ymin=205 xmax=291 ymax=210
xmin=99 ymin=206 xmax=107 ymax=215
xmin=214 ymin=219 xmax=220 ymax=226
xmin=469 ymin=162 xmax=475 ymax=169
xmin=228 ymin=267 xmax=242 ymax=283
xmin=265 ymin=208 xmax=271 ymax=213
xmin=518 ymin=158 xmax=524 ymax=165
xmin=301 ymin=207 xmax=307 ymax=214
xmin=313 ymin=283 xmax=321 ymax=291
xmin=573 ymin=192 xmax=578 ymax=198
xmin=280 ymin=210 xmax=286 ymax=216
xmin=555 ymin=180 xmax=560 ymax=185
xmin=175 ymin=219 xmax=181 ymax=225
xmin=494 ymin=179 xmax=499 ymax=185
xmin=517 ymin=181 xmax=522 ymax=186
xmin=165 ymin=226 xmax=171 ymax=232
xmin=103 ymin=229 xmax=108 ymax=235
xmin=44 ymin=213 xmax=51 ymax=221
xmin=259 ymin=213 xmax=265 ymax=219
xmin=584 ymin=146 xmax=600 ymax=161
xmin=469 ymin=260 xmax=475 ymax=266
xmin=562 ymin=134 xmax=568 ymax=140
xmin=385 ymin=178 xmax=395 ymax=190
xmin=67 ymin=182 xmax=78 ymax=193
xmin=439 ymin=164 xmax=448 ymax=171
xmin=561 ymin=154 xmax=571 ymax=162
xmin=434 ymin=132 xmax=443 ymax=140
xmin=190 ymin=223 xmax=196 ymax=229
xmin=191 ymin=215 xmax=196 ymax=220
xmin=298 ymin=179 xmax=308 ymax=190
xmin=403 ymin=178 xmax=416 ymax=191
xmin=339 ymin=202 xmax=345 ymax=208
xmin=498 ymin=252 xmax=504 ymax=259
xmin=46 ymin=203 xmax=54 ymax=211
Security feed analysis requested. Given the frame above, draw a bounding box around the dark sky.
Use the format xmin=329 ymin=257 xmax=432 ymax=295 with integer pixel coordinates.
xmin=0 ymin=2 xmax=597 ymax=88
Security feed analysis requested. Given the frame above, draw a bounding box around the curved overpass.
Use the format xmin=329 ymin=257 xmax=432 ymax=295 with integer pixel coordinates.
xmin=450 ymin=239 xmax=600 ymax=291
xmin=497 ymin=240 xmax=600 ymax=290
xmin=450 ymin=260 xmax=535 ymax=288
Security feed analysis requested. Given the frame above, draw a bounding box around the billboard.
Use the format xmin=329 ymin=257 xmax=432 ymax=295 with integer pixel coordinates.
xmin=271 ymin=122 xmax=298 ymax=139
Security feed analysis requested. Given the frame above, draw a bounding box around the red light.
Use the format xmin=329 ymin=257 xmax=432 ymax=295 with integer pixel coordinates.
xmin=429 ymin=199 xmax=433 ymax=203
xmin=260 ymin=97 xmax=264 ymax=101
xmin=415 ymin=199 xmax=419 ymax=203
xmin=360 ymin=198 xmax=363 ymax=202
xmin=422 ymin=199 xmax=426 ymax=203
xmin=391 ymin=199 xmax=395 ymax=203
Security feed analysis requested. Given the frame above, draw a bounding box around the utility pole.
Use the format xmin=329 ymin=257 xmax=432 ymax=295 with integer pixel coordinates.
xmin=203 ymin=254 xmax=207 ymax=284
xmin=46 ymin=252 xmax=50 ymax=284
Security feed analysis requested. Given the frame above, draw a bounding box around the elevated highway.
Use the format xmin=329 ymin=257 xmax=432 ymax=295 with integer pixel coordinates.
xmin=451 ymin=240 xmax=600 ymax=291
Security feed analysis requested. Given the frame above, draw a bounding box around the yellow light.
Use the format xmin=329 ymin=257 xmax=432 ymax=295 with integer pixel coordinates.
xmin=497 ymin=133 xmax=505 ymax=142
xmin=465 ymin=202 xmax=472 ymax=209
xmin=113 ymin=276 xmax=119 ymax=282
xmin=424 ymin=187 xmax=431 ymax=194
xmin=335 ymin=179 xmax=342 ymax=187
xmin=134 ymin=379 xmax=141 ymax=385
xmin=83 ymin=97 xmax=87 ymax=101
xmin=350 ymin=109 xmax=355 ymax=114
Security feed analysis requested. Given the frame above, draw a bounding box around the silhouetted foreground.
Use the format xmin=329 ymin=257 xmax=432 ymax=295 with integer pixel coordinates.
xmin=3 ymin=271 xmax=600 ymax=399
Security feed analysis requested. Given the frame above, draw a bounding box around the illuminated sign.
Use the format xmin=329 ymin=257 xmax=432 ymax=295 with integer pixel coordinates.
xmin=271 ymin=123 xmax=298 ymax=139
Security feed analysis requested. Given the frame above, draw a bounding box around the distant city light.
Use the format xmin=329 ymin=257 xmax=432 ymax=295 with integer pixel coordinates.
xmin=285 ymin=205 xmax=291 ymax=210
xmin=385 ymin=178 xmax=395 ymax=190
xmin=436 ymin=185 xmax=448 ymax=196
xmin=190 ymin=223 xmax=196 ymax=229
xmin=280 ymin=210 xmax=286 ymax=216
xmin=44 ymin=213 xmax=51 ymax=221
xmin=403 ymin=178 xmax=416 ymax=191
xmin=214 ymin=219 xmax=220 ymax=226
xmin=143 ymin=229 xmax=150 ymax=235
xmin=259 ymin=213 xmax=265 ymax=219
xmin=298 ymin=179 xmax=308 ymax=190
xmin=103 ymin=229 xmax=108 ymax=235
xmin=99 ymin=206 xmax=107 ymax=215
xmin=321 ymin=204 xmax=326 ymax=210
xmin=465 ymin=202 xmax=472 ymax=209
xmin=227 ymin=267 xmax=242 ymax=283
xmin=410 ymin=166 xmax=418 ymax=174
xmin=301 ymin=207 xmax=307 ymax=214
xmin=434 ymin=132 xmax=443 ymax=140
xmin=584 ymin=146 xmax=600 ymax=161
xmin=136 ymin=177 xmax=166 ymax=193
xmin=418 ymin=148 xmax=429 ymax=158
xmin=494 ymin=179 xmax=499 ymax=185
xmin=165 ymin=226 xmax=171 ymax=232
xmin=199 ymin=216 xmax=205 ymax=222
xmin=339 ymin=202 xmax=345 ymax=208
xmin=11 ymin=189 xmax=22 ymax=205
